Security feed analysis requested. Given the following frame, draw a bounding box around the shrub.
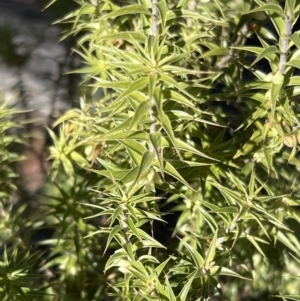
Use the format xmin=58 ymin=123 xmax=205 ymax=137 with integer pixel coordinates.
xmin=4 ymin=0 xmax=300 ymax=300
xmin=0 ymin=97 xmax=48 ymax=300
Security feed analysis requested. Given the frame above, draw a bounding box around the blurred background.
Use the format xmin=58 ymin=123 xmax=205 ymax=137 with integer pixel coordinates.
xmin=0 ymin=0 xmax=80 ymax=195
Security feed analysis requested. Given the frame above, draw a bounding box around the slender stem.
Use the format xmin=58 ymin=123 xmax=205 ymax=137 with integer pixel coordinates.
xmin=187 ymin=0 xmax=196 ymax=27
xmin=149 ymin=0 xmax=158 ymax=153
xmin=279 ymin=11 xmax=293 ymax=75
xmin=151 ymin=0 xmax=158 ymax=36
xmin=149 ymin=99 xmax=156 ymax=153
xmin=121 ymin=208 xmax=130 ymax=244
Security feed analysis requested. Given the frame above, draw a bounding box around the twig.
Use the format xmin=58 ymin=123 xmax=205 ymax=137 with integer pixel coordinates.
xmin=279 ymin=11 xmax=293 ymax=75
xmin=149 ymin=0 xmax=158 ymax=152
xmin=121 ymin=210 xmax=130 ymax=244
xmin=151 ymin=0 xmax=158 ymax=36
xmin=187 ymin=0 xmax=196 ymax=28
xmin=216 ymin=23 xmax=249 ymax=69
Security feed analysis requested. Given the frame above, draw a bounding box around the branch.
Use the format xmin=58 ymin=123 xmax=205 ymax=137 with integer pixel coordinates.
xmin=149 ymin=0 xmax=158 ymax=152
xmin=279 ymin=11 xmax=293 ymax=75
xmin=151 ymin=0 xmax=158 ymax=36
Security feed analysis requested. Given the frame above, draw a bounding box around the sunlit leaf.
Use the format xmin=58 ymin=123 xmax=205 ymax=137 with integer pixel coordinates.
xmin=244 ymin=4 xmax=285 ymax=16
xmin=100 ymin=5 xmax=151 ymax=19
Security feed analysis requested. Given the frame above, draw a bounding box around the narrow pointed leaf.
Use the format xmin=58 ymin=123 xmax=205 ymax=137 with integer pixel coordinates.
xmin=182 ymin=241 xmax=204 ymax=269
xmin=103 ymin=225 xmax=122 ymax=255
xmin=246 ymin=234 xmax=267 ymax=258
xmin=128 ymin=100 xmax=151 ymax=134
xmin=179 ymin=271 xmax=197 ymax=301
xmin=244 ymin=4 xmax=284 ymax=16
xmin=155 ymin=257 xmax=171 ymax=277
xmin=100 ymin=5 xmax=151 ymax=19
xmin=131 ymin=151 xmax=155 ymax=188
xmin=150 ymin=132 xmax=164 ymax=178
xmin=205 ymin=230 xmax=218 ymax=264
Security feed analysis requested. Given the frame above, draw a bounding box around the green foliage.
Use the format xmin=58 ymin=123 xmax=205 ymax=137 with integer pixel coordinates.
xmin=0 ymin=99 xmax=20 ymax=203
xmin=48 ymin=0 xmax=300 ymax=299
xmin=5 ymin=0 xmax=299 ymax=300
xmin=0 ymin=97 xmax=50 ymax=301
